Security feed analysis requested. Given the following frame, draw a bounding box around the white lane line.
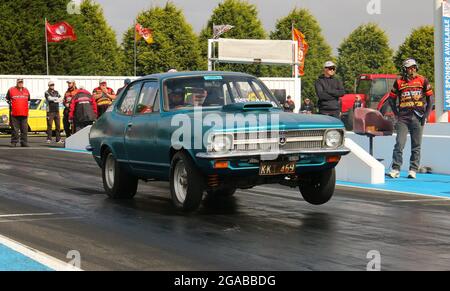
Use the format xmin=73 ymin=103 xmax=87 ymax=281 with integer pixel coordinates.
xmin=0 ymin=213 xmax=57 ymax=218
xmin=336 ymin=184 xmax=450 ymax=200
xmin=0 ymin=216 xmax=82 ymax=224
xmin=0 ymin=234 xmax=82 ymax=271
xmin=0 ymin=148 xmax=50 ymax=150
xmin=392 ymin=199 xmax=450 ymax=203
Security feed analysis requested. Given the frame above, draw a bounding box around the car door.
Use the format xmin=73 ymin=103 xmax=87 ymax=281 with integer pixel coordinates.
xmin=28 ymin=99 xmax=46 ymax=132
xmin=125 ymin=81 xmax=162 ymax=176
xmin=112 ymin=82 xmax=143 ymax=162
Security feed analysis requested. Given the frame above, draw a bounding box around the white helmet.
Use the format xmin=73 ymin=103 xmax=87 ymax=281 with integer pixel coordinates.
xmin=403 ymin=58 xmax=418 ymax=70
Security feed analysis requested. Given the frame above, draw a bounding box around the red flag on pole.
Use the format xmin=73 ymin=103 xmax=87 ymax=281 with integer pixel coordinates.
xmin=46 ymin=21 xmax=77 ymax=42
xmin=135 ymin=23 xmax=154 ymax=44
xmin=292 ymin=27 xmax=308 ymax=76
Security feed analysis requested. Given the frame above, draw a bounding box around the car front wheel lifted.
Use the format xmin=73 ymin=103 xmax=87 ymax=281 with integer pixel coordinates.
xmin=299 ymin=168 xmax=336 ymax=205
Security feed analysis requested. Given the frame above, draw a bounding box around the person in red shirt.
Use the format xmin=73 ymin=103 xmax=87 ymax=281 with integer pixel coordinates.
xmin=5 ymin=79 xmax=30 ymax=147
xmin=69 ymin=86 xmax=98 ymax=133
xmin=388 ymin=59 xmax=434 ymax=179
xmin=92 ymin=79 xmax=116 ymax=118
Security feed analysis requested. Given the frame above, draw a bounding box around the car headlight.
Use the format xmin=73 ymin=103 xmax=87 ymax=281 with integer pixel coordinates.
xmin=209 ymin=134 xmax=233 ymax=153
xmin=324 ymin=130 xmax=343 ymax=148
xmin=1 ymin=115 xmax=8 ymax=124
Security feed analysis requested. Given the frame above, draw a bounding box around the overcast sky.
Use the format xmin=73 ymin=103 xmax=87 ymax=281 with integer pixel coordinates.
xmin=95 ymin=0 xmax=433 ymax=53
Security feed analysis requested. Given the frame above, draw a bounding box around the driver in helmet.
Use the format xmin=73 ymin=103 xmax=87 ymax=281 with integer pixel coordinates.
xmin=192 ymin=88 xmax=208 ymax=107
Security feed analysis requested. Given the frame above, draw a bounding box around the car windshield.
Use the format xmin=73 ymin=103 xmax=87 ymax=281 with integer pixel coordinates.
xmin=29 ymin=99 xmax=41 ymax=110
xmin=164 ymin=75 xmax=280 ymax=111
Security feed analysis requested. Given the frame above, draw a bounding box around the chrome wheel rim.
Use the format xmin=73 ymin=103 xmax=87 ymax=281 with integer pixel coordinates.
xmin=174 ymin=160 xmax=188 ymax=204
xmin=105 ymin=154 xmax=115 ymax=189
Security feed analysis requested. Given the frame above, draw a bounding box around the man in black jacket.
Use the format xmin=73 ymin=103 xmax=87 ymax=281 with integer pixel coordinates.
xmin=314 ymin=61 xmax=346 ymax=118
xmin=44 ymin=81 xmax=63 ymax=144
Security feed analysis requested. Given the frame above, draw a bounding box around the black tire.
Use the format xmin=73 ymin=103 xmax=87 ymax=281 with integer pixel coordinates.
xmin=102 ymin=149 xmax=138 ymax=199
xmin=299 ymin=168 xmax=336 ymax=205
xmin=170 ymin=151 xmax=205 ymax=212
xmin=207 ymin=186 xmax=236 ymax=197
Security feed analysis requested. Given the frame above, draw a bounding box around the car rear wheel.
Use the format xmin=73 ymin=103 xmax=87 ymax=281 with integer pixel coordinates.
xmin=299 ymin=168 xmax=336 ymax=205
xmin=170 ymin=152 xmax=204 ymax=212
xmin=102 ymin=150 xmax=138 ymax=199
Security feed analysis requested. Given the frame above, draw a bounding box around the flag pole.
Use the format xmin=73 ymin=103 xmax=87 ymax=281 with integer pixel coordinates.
xmin=45 ymin=18 xmax=49 ymax=75
xmin=134 ymin=20 xmax=137 ymax=77
xmin=291 ymin=22 xmax=295 ymax=78
xmin=212 ymin=22 xmax=215 ymax=71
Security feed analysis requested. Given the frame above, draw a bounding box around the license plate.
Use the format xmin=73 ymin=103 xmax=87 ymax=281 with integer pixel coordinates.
xmin=259 ymin=161 xmax=296 ymax=176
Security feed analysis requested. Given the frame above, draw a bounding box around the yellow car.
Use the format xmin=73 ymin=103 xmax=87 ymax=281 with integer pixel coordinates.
xmin=0 ymin=99 xmax=64 ymax=133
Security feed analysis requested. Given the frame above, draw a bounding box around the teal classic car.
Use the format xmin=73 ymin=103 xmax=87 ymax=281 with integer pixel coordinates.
xmin=88 ymin=71 xmax=349 ymax=212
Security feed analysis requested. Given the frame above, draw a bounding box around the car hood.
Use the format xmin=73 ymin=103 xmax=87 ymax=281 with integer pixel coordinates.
xmin=183 ymin=107 xmax=344 ymax=133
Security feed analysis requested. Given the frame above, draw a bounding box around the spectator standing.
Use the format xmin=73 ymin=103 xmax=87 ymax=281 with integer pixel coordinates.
xmin=117 ymin=78 xmax=131 ymax=96
xmin=5 ymin=79 xmax=30 ymax=147
xmin=63 ymin=80 xmax=78 ymax=137
xmin=69 ymin=86 xmax=98 ymax=133
xmin=93 ymin=79 xmax=116 ymax=117
xmin=44 ymin=81 xmax=63 ymax=144
xmin=314 ymin=61 xmax=346 ymax=118
xmin=300 ymin=98 xmax=315 ymax=114
xmin=388 ymin=59 xmax=433 ymax=179
xmin=353 ymin=95 xmax=363 ymax=109
xmin=283 ymin=96 xmax=295 ymax=112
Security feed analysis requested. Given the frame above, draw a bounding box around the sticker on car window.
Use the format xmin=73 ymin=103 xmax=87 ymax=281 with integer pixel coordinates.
xmin=204 ymin=76 xmax=223 ymax=81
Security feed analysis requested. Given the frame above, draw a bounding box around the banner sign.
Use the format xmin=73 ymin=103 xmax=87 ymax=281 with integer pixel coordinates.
xmin=443 ymin=0 xmax=450 ymax=110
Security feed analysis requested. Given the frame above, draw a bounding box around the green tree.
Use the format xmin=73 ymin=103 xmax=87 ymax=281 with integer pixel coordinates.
xmin=337 ymin=23 xmax=396 ymax=91
xmin=199 ymin=0 xmax=268 ymax=76
xmin=122 ymin=2 xmax=203 ymax=76
xmin=0 ymin=0 xmax=124 ymax=76
xmin=394 ymin=26 xmax=434 ymax=84
xmin=270 ymin=8 xmax=334 ymax=103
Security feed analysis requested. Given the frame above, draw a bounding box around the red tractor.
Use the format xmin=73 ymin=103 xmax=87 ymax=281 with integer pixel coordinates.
xmin=340 ymin=74 xmax=450 ymax=130
xmin=340 ymin=74 xmax=398 ymax=130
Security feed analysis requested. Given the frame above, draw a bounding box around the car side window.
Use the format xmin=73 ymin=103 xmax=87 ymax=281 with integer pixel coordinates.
xmin=136 ymin=82 xmax=159 ymax=115
xmin=118 ymin=83 xmax=141 ymax=116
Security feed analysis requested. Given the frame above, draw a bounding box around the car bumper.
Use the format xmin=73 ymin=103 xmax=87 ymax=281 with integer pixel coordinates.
xmin=196 ymin=147 xmax=350 ymax=159
xmin=0 ymin=123 xmax=11 ymax=131
xmin=194 ymin=147 xmax=350 ymax=177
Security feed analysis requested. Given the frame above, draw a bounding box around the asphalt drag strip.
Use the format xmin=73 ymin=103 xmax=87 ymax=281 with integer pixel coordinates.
xmin=0 ymin=138 xmax=449 ymax=270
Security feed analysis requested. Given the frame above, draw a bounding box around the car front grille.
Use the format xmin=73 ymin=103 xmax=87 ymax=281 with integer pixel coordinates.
xmin=232 ymin=130 xmax=326 ymax=152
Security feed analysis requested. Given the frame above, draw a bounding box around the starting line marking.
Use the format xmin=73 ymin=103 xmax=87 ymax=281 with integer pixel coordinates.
xmin=0 ymin=234 xmax=82 ymax=271
xmin=0 ymin=213 xmax=56 ymax=218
